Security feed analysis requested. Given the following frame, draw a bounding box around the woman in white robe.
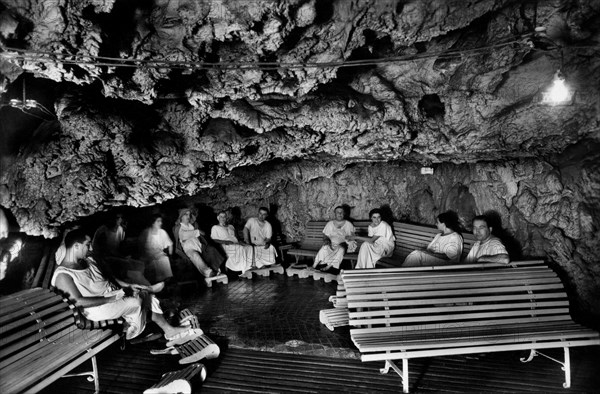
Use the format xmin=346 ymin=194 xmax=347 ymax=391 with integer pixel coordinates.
xmin=354 ymin=209 xmax=395 ymax=269
xmin=211 ymin=211 xmax=253 ymax=273
xmin=138 ymin=215 xmax=174 ymax=282
xmin=403 ymin=211 xmax=463 ymax=266
xmin=313 ymin=206 xmax=355 ymax=272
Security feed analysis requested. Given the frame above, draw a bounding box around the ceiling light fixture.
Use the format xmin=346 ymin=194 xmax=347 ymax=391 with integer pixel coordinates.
xmin=542 ymin=70 xmax=572 ymax=105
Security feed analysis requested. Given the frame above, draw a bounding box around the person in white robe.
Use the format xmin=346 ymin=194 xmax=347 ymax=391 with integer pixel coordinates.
xmin=51 ymin=229 xmax=189 ymax=341
xmin=403 ymin=211 xmax=463 ymax=266
xmin=174 ymin=208 xmax=220 ymax=278
xmin=354 ymin=209 xmax=395 ymax=269
xmin=138 ymin=215 xmax=174 ymax=282
xmin=312 ymin=206 xmax=355 ymax=272
xmin=464 ymin=215 xmax=510 ymax=264
xmin=243 ymin=207 xmax=278 ymax=268
xmin=211 ymin=211 xmax=253 ymax=273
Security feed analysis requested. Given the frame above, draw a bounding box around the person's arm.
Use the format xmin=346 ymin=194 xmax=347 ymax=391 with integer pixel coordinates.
xmin=179 ymin=227 xmax=200 ymax=242
xmin=211 ymin=227 xmax=234 ymax=245
xmin=477 ymin=253 xmax=510 ymax=264
xmin=55 ymin=273 xmax=123 ymax=307
xmin=243 ymin=225 xmax=252 ymax=245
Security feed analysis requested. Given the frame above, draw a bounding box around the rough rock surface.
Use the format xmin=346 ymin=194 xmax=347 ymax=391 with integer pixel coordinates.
xmin=0 ymin=1 xmax=599 ymax=315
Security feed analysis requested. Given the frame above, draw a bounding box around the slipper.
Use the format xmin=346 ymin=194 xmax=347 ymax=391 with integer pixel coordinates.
xmin=130 ymin=332 xmax=162 ymax=345
xmin=165 ymin=328 xmax=204 ymax=347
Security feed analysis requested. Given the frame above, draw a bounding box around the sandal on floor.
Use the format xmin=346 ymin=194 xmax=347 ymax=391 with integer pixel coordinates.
xmin=130 ymin=332 xmax=162 ymax=345
xmin=165 ymin=328 xmax=204 ymax=347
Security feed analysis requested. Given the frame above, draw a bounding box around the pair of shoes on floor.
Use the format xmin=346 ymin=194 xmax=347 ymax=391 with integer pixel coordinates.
xmin=165 ymin=328 xmax=204 ymax=347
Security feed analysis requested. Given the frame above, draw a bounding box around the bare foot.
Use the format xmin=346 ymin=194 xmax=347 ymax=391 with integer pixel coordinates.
xmin=149 ymin=282 xmax=165 ymax=293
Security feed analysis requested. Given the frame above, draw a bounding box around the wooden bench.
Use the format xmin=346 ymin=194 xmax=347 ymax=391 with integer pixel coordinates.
xmin=342 ymin=261 xmax=600 ymax=393
xmin=378 ymin=222 xmax=476 ymax=268
xmin=0 ymin=287 xmax=122 ymax=393
xmin=286 ymin=220 xmax=371 ymax=268
xmin=319 ymin=261 xmax=540 ymax=332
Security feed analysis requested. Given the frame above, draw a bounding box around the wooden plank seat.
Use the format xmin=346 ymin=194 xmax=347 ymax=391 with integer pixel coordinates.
xmin=319 ymin=308 xmax=350 ymax=331
xmin=378 ymin=222 xmax=477 ymax=268
xmin=342 ymin=261 xmax=600 ymax=393
xmin=286 ymin=220 xmax=371 ymax=268
xmin=0 ymin=287 xmax=122 ymax=394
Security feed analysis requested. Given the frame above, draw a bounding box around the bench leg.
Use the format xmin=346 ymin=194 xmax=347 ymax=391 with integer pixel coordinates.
xmin=62 ymin=355 xmax=99 ymax=393
xmin=520 ymin=347 xmax=571 ymax=388
xmin=380 ymin=360 xmax=409 ymax=393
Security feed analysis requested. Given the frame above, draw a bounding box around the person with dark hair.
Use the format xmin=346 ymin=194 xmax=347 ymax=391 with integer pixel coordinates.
xmin=312 ymin=206 xmax=355 ymax=273
xmin=92 ymin=212 xmax=126 ymax=258
xmin=211 ymin=211 xmax=253 ymax=273
xmin=354 ymin=208 xmax=395 ymax=269
xmin=403 ymin=211 xmax=464 ymax=266
xmin=138 ymin=214 xmax=174 ymax=282
xmin=464 ymin=215 xmax=510 ymax=264
xmin=243 ymin=207 xmax=278 ymax=268
xmin=52 ymin=229 xmax=199 ymax=343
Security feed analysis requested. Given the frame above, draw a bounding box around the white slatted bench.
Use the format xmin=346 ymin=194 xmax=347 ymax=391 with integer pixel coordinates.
xmin=378 ymin=222 xmax=476 ymax=268
xmin=0 ymin=288 xmax=122 ymax=394
xmin=343 ymin=261 xmax=600 ymax=393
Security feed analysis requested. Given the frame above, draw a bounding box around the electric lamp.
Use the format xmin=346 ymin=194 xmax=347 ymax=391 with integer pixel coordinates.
xmin=542 ymin=70 xmax=572 ymax=105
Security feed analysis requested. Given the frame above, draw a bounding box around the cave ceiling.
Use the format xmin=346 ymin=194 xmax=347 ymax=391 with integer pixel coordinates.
xmin=0 ymin=0 xmax=599 ymax=236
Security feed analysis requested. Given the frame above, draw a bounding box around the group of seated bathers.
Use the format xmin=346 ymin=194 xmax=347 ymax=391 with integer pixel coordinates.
xmin=310 ymin=207 xmax=510 ymax=274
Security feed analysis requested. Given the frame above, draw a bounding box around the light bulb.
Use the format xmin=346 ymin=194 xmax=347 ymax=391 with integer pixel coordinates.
xmin=542 ymin=70 xmax=571 ymax=105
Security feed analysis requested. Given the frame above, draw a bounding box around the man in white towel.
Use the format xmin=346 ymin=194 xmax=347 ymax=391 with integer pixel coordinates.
xmin=243 ymin=207 xmax=278 ymax=268
xmin=464 ymin=215 xmax=510 ymax=264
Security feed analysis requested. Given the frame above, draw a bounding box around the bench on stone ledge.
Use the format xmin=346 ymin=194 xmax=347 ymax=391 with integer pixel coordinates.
xmin=378 ymin=222 xmax=477 ymax=268
xmin=342 ymin=260 xmax=600 ymax=393
xmin=0 ymin=287 xmax=123 ymax=394
xmin=286 ymin=220 xmax=371 ymax=277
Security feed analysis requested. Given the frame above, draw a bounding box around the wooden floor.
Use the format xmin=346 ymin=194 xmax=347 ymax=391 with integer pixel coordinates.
xmin=44 ymin=343 xmax=600 ymax=393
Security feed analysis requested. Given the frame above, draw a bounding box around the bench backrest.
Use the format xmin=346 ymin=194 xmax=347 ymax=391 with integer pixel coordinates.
xmin=342 ymin=261 xmax=572 ymax=335
xmin=391 ymin=222 xmax=476 ymax=262
xmin=299 ymin=220 xmax=371 ymax=248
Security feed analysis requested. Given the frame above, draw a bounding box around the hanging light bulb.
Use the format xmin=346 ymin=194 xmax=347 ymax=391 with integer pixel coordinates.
xmin=542 ymin=70 xmax=572 ymax=105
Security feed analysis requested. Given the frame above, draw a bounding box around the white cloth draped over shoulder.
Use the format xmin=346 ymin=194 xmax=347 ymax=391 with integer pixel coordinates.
xmin=178 ymin=222 xmax=211 ymax=275
xmin=314 ymin=220 xmax=355 ymax=268
xmin=355 ymin=221 xmax=395 ymax=269
xmin=244 ymin=217 xmax=277 ymax=267
xmin=211 ymin=224 xmax=253 ymax=273
xmin=403 ymin=232 xmax=463 ymax=266
xmin=465 ymin=235 xmax=508 ymax=263
xmin=50 ymin=260 xmax=162 ymax=340
xmin=138 ymin=228 xmax=173 ymax=281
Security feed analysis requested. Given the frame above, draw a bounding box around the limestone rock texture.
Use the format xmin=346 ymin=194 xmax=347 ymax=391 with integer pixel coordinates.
xmin=0 ymin=1 xmax=599 ymax=316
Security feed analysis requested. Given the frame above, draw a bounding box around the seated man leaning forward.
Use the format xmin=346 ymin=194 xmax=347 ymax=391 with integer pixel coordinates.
xmin=312 ymin=206 xmax=355 ymax=274
xmin=51 ymin=229 xmax=200 ymax=343
xmin=464 ymin=215 xmax=510 ymax=264
xmin=243 ymin=207 xmax=278 ymax=268
xmin=354 ymin=209 xmax=395 ymax=269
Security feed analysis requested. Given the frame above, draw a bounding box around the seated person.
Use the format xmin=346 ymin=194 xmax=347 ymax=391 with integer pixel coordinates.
xmin=403 ymin=211 xmax=463 ymax=266
xmin=51 ymin=229 xmax=194 ymax=341
xmin=312 ymin=206 xmax=355 ymax=273
xmin=138 ymin=214 xmax=174 ymax=283
xmin=0 ymin=207 xmax=8 ymax=240
xmin=354 ymin=209 xmax=395 ymax=269
xmin=243 ymin=207 xmax=278 ymax=268
xmin=211 ymin=211 xmax=253 ymax=273
xmin=464 ymin=215 xmax=510 ymax=264
xmin=173 ymin=208 xmax=223 ymax=278
xmin=92 ymin=213 xmax=126 ymax=257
